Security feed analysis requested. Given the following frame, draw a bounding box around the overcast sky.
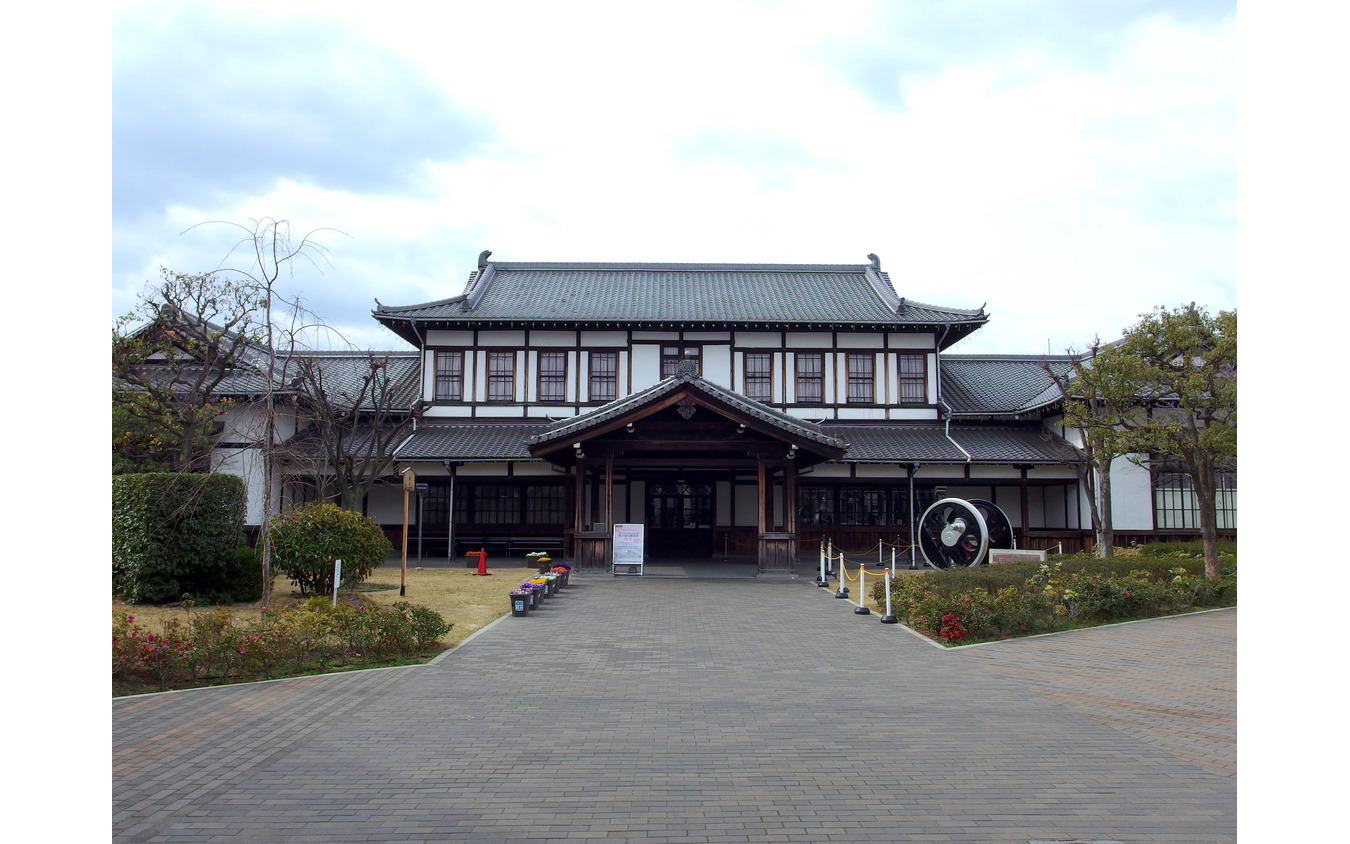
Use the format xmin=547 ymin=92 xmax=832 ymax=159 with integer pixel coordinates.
xmin=111 ymin=0 xmax=1235 ymax=354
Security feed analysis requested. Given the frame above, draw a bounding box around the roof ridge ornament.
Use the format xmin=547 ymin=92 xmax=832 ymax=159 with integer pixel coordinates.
xmin=675 ymin=359 xmax=699 ymax=379
xmin=477 ymin=249 xmax=492 ymax=269
xmin=867 ymin=252 xmax=881 ymax=270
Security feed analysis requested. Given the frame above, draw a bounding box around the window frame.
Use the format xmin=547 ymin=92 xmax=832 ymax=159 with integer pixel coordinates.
xmin=795 ymin=352 xmax=825 ymax=404
xmin=896 ymin=353 xmax=927 ymax=404
xmin=589 ymin=351 xmax=618 ymax=403
xmin=486 ymin=351 xmax=516 ymax=403
xmin=434 ymin=350 xmax=464 ymax=402
xmin=846 ymin=353 xmax=875 ymax=404
xmin=536 ymin=351 xmax=567 ymax=403
xmin=743 ymin=352 xmax=773 ymax=402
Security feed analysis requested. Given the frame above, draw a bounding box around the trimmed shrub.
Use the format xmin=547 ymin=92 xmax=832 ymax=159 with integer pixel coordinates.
xmin=269 ymin=502 xmax=393 ymax=596
xmin=112 ymin=473 xmax=247 ymax=604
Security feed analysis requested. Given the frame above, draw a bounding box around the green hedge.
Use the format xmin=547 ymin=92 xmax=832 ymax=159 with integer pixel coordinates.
xmin=112 ymin=473 xmax=250 ymax=604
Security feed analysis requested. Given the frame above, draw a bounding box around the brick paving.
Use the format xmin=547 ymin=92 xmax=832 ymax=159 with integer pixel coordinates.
xmin=113 ymin=574 xmax=1236 ymax=843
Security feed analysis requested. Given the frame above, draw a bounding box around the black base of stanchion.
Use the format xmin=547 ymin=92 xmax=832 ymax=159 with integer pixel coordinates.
xmin=834 ymin=587 xmax=849 ymax=598
xmin=816 ymin=579 xmax=830 ymax=588
xmin=854 ymin=605 xmax=871 ymax=615
xmin=880 ymin=614 xmax=898 ymax=624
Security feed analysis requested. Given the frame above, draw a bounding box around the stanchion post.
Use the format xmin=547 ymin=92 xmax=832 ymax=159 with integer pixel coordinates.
xmin=827 ymin=540 xmax=835 ymax=576
xmin=834 ymin=553 xmax=849 ymax=598
xmin=817 ymin=540 xmax=829 ymax=587
xmin=854 ymin=563 xmax=871 ymax=614
xmin=881 ymin=549 xmax=898 ymax=623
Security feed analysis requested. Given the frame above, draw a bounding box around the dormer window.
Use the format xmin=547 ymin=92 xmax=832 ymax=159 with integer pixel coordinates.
xmin=661 ymin=344 xmax=700 ymax=378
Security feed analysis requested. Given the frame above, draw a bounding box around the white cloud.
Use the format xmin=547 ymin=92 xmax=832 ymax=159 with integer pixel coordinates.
xmin=112 ymin=0 xmax=1236 ymax=355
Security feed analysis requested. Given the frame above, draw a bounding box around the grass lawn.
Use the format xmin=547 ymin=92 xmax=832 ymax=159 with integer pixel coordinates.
xmin=112 ymin=558 xmax=547 ymax=650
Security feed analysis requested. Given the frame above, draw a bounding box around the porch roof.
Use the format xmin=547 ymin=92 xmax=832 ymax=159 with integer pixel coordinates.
xmin=821 ymin=423 xmax=1080 ymax=465
xmin=394 ymin=420 xmax=548 ymax=461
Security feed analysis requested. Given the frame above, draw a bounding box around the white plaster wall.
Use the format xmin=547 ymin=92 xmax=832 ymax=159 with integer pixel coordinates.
xmin=888 ymin=332 xmax=934 ymax=349
xmin=735 ymin=332 xmax=782 ymax=348
xmin=835 ymin=407 xmax=887 ymax=420
xmin=425 ymin=405 xmax=473 ymax=417
xmin=785 ymin=331 xmax=831 ymax=348
xmin=631 ymin=344 xmax=661 ymax=390
xmin=836 ymin=333 xmax=885 ymax=348
xmin=702 ymin=345 xmax=731 ymax=388
xmin=367 ymin=486 xmax=407 ymax=524
xmin=528 ymin=330 xmax=577 ymax=347
xmin=888 ymin=408 xmax=938 ymax=420
xmin=426 ymin=330 xmax=473 ymax=346
xmin=580 ymin=330 xmax=626 ymax=347
xmin=477 ymin=330 xmax=525 ymax=346
xmin=1110 ymin=455 xmax=1155 ymax=530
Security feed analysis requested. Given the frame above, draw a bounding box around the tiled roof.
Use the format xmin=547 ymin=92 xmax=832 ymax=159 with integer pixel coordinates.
xmin=288 ymin=352 xmax=421 ymax=411
xmin=820 ymin=423 xmax=1079 ymax=465
xmin=394 ymin=421 xmax=549 ymax=461
xmin=939 ymin=355 xmax=1075 ymax=416
xmin=374 ymin=258 xmax=987 ymax=343
xmin=526 ymin=367 xmax=848 ymax=453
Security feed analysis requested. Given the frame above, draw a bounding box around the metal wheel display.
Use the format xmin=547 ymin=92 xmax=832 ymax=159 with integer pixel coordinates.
xmin=918 ymin=498 xmax=990 ymax=568
xmin=967 ymin=499 xmax=1014 ymax=551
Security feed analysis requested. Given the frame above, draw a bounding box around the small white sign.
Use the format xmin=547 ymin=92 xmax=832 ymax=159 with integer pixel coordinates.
xmin=613 ymin=524 xmax=644 ymax=574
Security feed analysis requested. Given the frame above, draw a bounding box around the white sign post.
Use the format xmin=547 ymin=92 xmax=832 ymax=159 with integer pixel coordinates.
xmin=612 ymin=524 xmax=645 ymax=576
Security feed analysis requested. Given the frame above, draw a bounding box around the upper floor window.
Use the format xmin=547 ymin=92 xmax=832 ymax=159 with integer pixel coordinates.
xmin=487 ymin=351 xmax=515 ymax=402
xmin=795 ymin=353 xmax=824 ymax=403
xmin=435 ymin=351 xmax=464 ymax=401
xmin=846 ymin=354 xmax=874 ymax=404
xmin=661 ymin=343 xmax=701 ymax=378
xmin=898 ymin=353 xmax=926 ymax=404
xmin=590 ymin=351 xmax=618 ymax=402
xmin=537 ymin=352 xmax=566 ymax=403
xmin=744 ymin=352 xmax=772 ymax=402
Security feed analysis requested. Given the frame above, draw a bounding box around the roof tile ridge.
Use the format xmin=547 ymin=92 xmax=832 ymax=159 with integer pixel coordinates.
xmin=491 ymin=260 xmax=870 ymax=273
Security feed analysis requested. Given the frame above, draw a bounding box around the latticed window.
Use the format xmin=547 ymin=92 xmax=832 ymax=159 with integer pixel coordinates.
xmin=798 ymin=486 xmax=835 ymax=525
xmin=525 ymin=485 xmax=568 ymax=524
xmin=590 ymin=351 xmax=617 ymax=402
xmin=537 ymin=352 xmax=566 ymax=402
xmin=846 ymin=354 xmax=874 ymax=404
xmin=897 ymin=353 xmax=926 ymax=404
xmin=795 ymin=353 xmax=824 ymax=403
xmin=487 ymin=351 xmax=515 ymax=402
xmin=838 ymin=487 xmax=886 ymax=525
xmin=744 ymin=352 xmax=772 ymax=402
xmin=434 ymin=351 xmax=464 ymax=401
xmin=455 ymin=485 xmax=521 ymax=524
xmin=1154 ymin=472 xmax=1237 ymax=530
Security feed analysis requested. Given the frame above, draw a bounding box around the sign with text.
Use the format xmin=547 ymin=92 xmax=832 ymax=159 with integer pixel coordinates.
xmin=612 ymin=524 xmax=645 ymax=575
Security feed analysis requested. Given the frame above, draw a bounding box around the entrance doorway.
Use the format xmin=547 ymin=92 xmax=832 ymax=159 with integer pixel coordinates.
xmin=646 ymin=480 xmax=714 ymax=558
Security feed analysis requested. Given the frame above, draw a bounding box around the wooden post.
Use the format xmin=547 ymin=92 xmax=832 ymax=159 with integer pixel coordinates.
xmin=757 ymin=459 xmax=767 ymax=535
xmin=604 ymin=455 xmax=614 ymax=533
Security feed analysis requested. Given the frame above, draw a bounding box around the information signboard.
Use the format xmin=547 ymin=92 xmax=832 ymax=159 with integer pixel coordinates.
xmin=612 ymin=524 xmax=645 ymax=575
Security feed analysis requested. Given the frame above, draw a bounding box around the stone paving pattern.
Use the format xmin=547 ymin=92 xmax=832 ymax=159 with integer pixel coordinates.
xmin=113 ymin=574 xmax=1236 ymax=843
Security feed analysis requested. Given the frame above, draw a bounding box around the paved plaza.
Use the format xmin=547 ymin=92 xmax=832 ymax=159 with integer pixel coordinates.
xmin=113 ymin=572 xmax=1236 ymax=843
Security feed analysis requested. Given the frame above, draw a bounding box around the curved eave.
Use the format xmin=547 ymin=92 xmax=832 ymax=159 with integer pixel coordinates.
xmin=373 ymin=314 xmax=987 ymax=346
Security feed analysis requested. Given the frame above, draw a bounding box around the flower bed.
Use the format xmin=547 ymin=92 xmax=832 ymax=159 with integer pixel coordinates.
xmin=869 ymin=550 xmax=1236 ymax=645
xmin=113 ymin=596 xmax=452 ymax=695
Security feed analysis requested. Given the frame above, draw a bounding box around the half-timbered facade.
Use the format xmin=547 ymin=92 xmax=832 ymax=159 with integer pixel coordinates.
xmin=363 ymin=253 xmax=1125 ymax=571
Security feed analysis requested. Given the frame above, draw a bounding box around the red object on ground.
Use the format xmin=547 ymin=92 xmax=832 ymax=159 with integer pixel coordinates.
xmin=470 ymin=548 xmax=490 ymax=576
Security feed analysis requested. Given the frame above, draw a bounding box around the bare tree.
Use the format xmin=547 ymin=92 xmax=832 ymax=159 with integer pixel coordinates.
xmin=286 ymin=350 xmax=424 ymax=511
xmin=189 ymin=217 xmax=342 ymax=604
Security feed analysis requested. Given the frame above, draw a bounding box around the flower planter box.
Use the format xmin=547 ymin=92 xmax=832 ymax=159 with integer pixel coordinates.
xmin=508 ymin=592 xmax=530 ymax=617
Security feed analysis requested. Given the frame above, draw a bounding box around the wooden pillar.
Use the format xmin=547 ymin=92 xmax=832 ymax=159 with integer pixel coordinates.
xmin=784 ymin=463 xmax=798 ymax=535
xmin=604 ymin=455 xmax=614 ymax=531
xmin=757 ymin=459 xmax=767 ymax=534
xmin=573 ymin=458 xmax=587 ymax=534
xmin=1019 ymin=466 xmax=1030 ymax=548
